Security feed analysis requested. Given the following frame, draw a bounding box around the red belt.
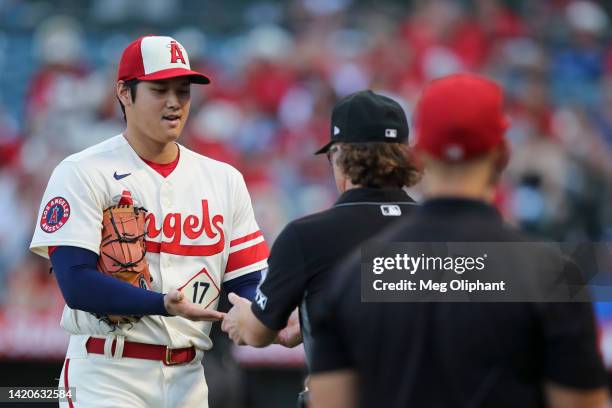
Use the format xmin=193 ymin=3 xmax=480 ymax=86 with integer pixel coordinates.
xmin=85 ymin=337 xmax=196 ymax=366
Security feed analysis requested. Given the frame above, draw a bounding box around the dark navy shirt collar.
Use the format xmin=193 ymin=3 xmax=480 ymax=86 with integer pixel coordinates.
xmin=418 ymin=197 xmax=501 ymax=221
xmin=335 ymin=188 xmax=414 ymax=206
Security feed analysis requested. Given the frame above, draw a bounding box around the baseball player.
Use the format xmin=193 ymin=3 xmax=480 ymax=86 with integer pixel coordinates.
xmin=29 ymin=35 xmax=268 ymax=407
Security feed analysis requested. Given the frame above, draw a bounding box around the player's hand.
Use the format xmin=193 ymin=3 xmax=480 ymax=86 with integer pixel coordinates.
xmin=275 ymin=309 xmax=302 ymax=348
xmin=221 ymin=292 xmax=250 ymax=345
xmin=164 ymin=289 xmax=226 ymax=321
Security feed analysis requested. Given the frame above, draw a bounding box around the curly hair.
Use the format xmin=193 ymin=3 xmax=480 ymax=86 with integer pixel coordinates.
xmin=334 ymin=142 xmax=422 ymax=188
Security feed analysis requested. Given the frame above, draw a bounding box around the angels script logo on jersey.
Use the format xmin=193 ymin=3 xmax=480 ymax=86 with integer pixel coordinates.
xmin=144 ymin=199 xmax=225 ymax=256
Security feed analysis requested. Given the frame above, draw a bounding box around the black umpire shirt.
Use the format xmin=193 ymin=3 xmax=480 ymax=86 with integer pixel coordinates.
xmin=251 ymin=187 xmax=417 ymax=368
xmin=311 ymin=198 xmax=607 ymax=408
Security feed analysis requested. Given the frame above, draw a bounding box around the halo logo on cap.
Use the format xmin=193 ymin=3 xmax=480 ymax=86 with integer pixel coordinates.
xmin=169 ymin=40 xmax=186 ymax=64
xmin=140 ymin=36 xmax=190 ymax=75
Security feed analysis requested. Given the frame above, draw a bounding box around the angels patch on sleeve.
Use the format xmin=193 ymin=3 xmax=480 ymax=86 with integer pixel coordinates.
xmin=40 ymin=197 xmax=71 ymax=233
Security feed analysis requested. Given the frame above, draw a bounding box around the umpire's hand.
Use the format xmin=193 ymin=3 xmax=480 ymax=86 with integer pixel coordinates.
xmin=275 ymin=309 xmax=302 ymax=348
xmin=164 ymin=289 xmax=226 ymax=321
xmin=221 ymin=293 xmax=249 ymax=345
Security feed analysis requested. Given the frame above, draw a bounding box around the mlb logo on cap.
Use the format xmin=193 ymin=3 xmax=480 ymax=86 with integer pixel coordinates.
xmin=117 ymin=35 xmax=210 ymax=84
xmin=385 ymin=128 xmax=398 ymax=138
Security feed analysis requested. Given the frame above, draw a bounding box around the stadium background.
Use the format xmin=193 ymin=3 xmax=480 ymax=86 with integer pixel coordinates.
xmin=0 ymin=0 xmax=611 ymax=406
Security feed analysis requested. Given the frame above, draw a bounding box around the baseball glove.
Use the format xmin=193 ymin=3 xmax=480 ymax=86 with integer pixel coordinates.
xmin=97 ymin=205 xmax=152 ymax=324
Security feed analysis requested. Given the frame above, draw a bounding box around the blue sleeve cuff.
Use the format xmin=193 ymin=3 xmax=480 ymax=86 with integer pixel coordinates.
xmin=223 ymin=271 xmax=262 ymax=301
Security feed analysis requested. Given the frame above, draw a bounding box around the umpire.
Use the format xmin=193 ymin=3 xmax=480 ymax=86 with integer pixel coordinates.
xmin=221 ymin=90 xmax=421 ymax=384
xmin=309 ymin=74 xmax=609 ymax=408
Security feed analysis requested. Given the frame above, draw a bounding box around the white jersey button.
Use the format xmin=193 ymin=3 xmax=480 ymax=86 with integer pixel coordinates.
xmin=160 ymin=182 xmax=174 ymax=208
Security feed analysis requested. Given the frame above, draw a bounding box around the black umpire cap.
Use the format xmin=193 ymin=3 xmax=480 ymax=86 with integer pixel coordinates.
xmin=315 ymin=90 xmax=410 ymax=154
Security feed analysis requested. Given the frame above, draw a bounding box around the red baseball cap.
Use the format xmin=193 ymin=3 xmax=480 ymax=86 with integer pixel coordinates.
xmin=117 ymin=35 xmax=210 ymax=84
xmin=414 ymin=73 xmax=508 ymax=162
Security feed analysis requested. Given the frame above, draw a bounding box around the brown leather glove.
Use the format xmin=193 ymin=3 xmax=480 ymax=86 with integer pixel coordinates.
xmin=97 ymin=205 xmax=152 ymax=324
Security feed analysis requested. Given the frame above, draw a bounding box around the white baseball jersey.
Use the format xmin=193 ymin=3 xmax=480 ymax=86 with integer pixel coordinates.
xmin=30 ymin=134 xmax=268 ymax=351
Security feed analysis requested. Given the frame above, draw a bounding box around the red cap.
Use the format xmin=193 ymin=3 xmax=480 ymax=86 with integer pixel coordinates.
xmin=414 ymin=73 xmax=508 ymax=161
xmin=117 ymin=35 xmax=210 ymax=84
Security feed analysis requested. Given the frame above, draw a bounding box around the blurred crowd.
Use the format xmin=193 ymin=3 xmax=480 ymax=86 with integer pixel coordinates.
xmin=0 ymin=0 xmax=611 ymax=316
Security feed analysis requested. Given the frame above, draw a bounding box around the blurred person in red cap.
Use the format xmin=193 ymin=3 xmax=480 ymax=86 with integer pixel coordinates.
xmin=29 ymin=35 xmax=269 ymax=407
xmin=308 ymin=73 xmax=609 ymax=408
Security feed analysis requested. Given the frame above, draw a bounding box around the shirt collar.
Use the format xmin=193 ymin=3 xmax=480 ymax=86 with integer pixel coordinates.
xmin=334 ymin=188 xmax=414 ymax=206
xmin=417 ymin=197 xmax=502 ymax=221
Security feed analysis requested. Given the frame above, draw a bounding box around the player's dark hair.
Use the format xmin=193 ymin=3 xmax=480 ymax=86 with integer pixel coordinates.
xmin=334 ymin=142 xmax=422 ymax=188
xmin=118 ymin=79 xmax=140 ymax=122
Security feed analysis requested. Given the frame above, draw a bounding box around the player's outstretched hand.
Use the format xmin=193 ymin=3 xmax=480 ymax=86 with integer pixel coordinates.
xmin=164 ymin=289 xmax=226 ymax=321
